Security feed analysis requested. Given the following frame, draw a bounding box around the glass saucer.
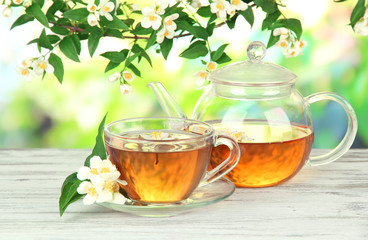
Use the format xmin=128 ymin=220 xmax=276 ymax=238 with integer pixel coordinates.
xmin=97 ymin=177 xmax=235 ymax=217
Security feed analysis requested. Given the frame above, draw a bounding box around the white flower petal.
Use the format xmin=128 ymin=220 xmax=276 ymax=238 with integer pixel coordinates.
xmin=109 ymin=192 xmax=126 ymax=204
xmin=83 ymin=193 xmax=97 ymax=205
xmin=104 ymin=13 xmax=113 ymax=21
xmin=77 ymin=181 xmax=93 ymax=194
xmin=141 ymin=17 xmax=152 ymax=28
xmin=77 ymin=166 xmax=91 ymax=180
xmin=90 ymin=156 xmax=102 ymax=168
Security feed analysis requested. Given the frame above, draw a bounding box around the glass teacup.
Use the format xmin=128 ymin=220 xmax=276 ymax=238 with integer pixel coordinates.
xmin=104 ymin=117 xmax=240 ymax=204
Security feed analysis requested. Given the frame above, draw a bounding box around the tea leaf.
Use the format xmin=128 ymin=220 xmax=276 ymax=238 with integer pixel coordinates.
xmin=49 ymin=53 xmax=64 ymax=84
xmin=10 ymin=14 xmax=34 ymax=30
xmin=84 ymin=113 xmax=108 ymax=167
xmin=88 ymin=27 xmax=103 ymax=57
xmin=197 ymin=6 xmax=211 ymax=17
xmin=25 ymin=3 xmax=49 ymax=28
xmin=267 ymin=32 xmax=280 ymax=48
xmin=101 ymin=51 xmax=127 ymax=63
xmin=100 ymin=15 xmax=129 ymax=30
xmin=59 ymin=172 xmax=83 ymax=216
xmin=350 ymin=0 xmax=366 ymax=27
xmin=127 ymin=63 xmax=141 ymax=77
xmin=179 ymin=40 xmax=208 ymax=59
xmin=38 ymin=28 xmax=53 ymax=50
xmin=63 ymin=8 xmax=89 ymax=21
xmin=160 ymin=38 xmax=173 ymax=60
xmin=211 ymin=43 xmax=229 ymax=62
xmin=105 ymin=61 xmax=120 ymax=72
xmin=262 ymin=10 xmax=281 ymax=30
xmin=271 ymin=18 xmax=302 ymax=39
xmin=239 ymin=7 xmax=255 ymax=27
xmin=59 ymin=36 xmax=80 ymax=62
xmin=215 ymin=52 xmax=232 ymax=64
xmin=253 ymin=0 xmax=278 ymax=13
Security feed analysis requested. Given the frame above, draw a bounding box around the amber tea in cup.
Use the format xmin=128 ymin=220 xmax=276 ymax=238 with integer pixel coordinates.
xmin=104 ymin=117 xmax=240 ymax=204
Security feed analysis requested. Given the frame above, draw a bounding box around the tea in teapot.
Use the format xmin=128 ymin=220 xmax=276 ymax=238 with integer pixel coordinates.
xmin=148 ymin=41 xmax=357 ymax=188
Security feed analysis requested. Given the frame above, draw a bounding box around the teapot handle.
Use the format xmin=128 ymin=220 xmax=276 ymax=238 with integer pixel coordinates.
xmin=305 ymin=92 xmax=358 ymax=166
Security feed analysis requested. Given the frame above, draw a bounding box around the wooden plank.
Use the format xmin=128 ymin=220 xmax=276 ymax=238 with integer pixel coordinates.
xmin=0 ymin=149 xmax=367 ymax=239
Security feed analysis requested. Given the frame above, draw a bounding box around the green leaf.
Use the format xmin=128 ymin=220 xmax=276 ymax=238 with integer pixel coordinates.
xmin=177 ymin=21 xmax=208 ymax=40
xmin=211 ymin=44 xmax=229 ymax=62
xmin=216 ymin=53 xmax=231 ymax=64
xmin=25 ymin=3 xmax=49 ymax=28
xmin=239 ymin=7 xmax=255 ymax=27
xmin=131 ymin=23 xmax=152 ymax=35
xmin=71 ymin=34 xmax=81 ymax=55
xmin=63 ymin=8 xmax=89 ymax=21
xmin=350 ymin=0 xmax=366 ymax=27
xmin=49 ymin=53 xmax=64 ymax=84
xmin=51 ymin=26 xmax=70 ymax=35
xmin=104 ymin=61 xmax=120 ymax=72
xmin=88 ymin=27 xmax=103 ymax=57
xmin=84 ymin=113 xmax=108 ymax=166
xmin=253 ymin=0 xmax=278 ymax=13
xmin=267 ymin=32 xmax=280 ymax=48
xmin=271 ymin=18 xmax=303 ymax=39
xmin=206 ymin=22 xmax=216 ymax=36
xmin=59 ymin=36 xmax=80 ymax=62
xmin=160 ymin=38 xmax=173 ymax=60
xmin=59 ymin=172 xmax=83 ymax=216
xmin=38 ymin=28 xmax=53 ymax=50
xmin=100 ymin=15 xmax=129 ymax=30
xmin=35 ymin=0 xmax=45 ymax=8
xmin=46 ymin=0 xmax=64 ymax=21
xmin=10 ymin=14 xmax=34 ymax=30
xmin=227 ymin=15 xmax=238 ymax=29
xmin=216 ymin=52 xmax=232 ymax=64
xmin=196 ymin=6 xmax=211 ymax=17
xmin=48 ymin=35 xmax=60 ymax=44
xmin=179 ymin=40 xmax=208 ymax=59
xmin=132 ymin=44 xmax=152 ymax=67
xmin=145 ymin=31 xmax=157 ymax=50
xmin=127 ymin=63 xmax=141 ymax=77
xmin=101 ymin=51 xmax=127 ymax=63
xmin=261 ymin=10 xmax=280 ymax=30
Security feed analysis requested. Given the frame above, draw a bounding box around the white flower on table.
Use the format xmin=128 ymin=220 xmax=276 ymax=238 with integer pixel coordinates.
xmin=141 ymin=7 xmax=162 ymax=30
xmin=77 ymin=156 xmax=126 ymax=205
xmin=210 ymin=0 xmax=230 ymax=22
xmin=32 ymin=59 xmax=54 ymax=75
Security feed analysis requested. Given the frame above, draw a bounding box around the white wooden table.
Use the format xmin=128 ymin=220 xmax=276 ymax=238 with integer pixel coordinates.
xmin=0 ymin=149 xmax=367 ymax=239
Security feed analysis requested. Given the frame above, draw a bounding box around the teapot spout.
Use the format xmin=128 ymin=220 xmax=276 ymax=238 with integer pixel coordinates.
xmin=147 ymin=81 xmax=187 ymax=118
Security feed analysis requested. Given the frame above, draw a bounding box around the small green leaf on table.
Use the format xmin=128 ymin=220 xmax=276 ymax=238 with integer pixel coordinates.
xmin=59 ymin=172 xmax=83 ymax=217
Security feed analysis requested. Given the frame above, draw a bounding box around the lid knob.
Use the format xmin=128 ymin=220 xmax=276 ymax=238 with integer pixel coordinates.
xmin=247 ymin=41 xmax=266 ymax=63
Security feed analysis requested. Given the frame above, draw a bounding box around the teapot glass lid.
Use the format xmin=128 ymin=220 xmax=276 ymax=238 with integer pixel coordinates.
xmin=209 ymin=41 xmax=297 ymax=86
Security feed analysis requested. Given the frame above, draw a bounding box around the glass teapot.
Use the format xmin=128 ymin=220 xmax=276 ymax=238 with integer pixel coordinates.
xmin=148 ymin=41 xmax=358 ymax=188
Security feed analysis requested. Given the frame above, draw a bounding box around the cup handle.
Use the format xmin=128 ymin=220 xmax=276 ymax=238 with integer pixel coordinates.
xmin=199 ymin=135 xmax=241 ymax=186
xmin=305 ymin=92 xmax=358 ymax=166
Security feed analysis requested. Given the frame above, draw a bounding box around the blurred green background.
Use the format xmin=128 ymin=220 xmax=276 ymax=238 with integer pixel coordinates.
xmin=0 ymin=0 xmax=367 ymax=149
